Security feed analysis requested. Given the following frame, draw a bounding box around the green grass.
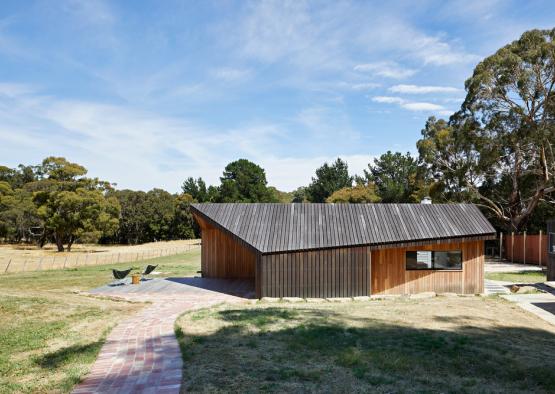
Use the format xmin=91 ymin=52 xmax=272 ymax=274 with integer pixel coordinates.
xmin=0 ymin=248 xmax=201 ymax=393
xmin=176 ymin=297 xmax=555 ymax=393
xmin=485 ymin=270 xmax=547 ymax=284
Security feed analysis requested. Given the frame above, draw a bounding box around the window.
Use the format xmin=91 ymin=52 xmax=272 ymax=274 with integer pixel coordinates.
xmin=406 ymin=250 xmax=462 ymax=270
xmin=549 ymin=233 xmax=555 ymax=254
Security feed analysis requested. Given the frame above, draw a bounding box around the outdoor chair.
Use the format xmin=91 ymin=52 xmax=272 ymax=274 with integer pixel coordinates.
xmin=141 ymin=264 xmax=158 ymax=281
xmin=112 ymin=268 xmax=132 ymax=286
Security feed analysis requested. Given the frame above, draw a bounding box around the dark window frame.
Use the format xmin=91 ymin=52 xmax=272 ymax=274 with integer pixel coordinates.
xmin=405 ymin=250 xmax=463 ymax=271
xmin=549 ymin=233 xmax=555 ymax=254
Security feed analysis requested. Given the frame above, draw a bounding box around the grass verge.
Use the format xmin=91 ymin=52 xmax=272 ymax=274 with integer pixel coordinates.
xmin=0 ymin=248 xmax=201 ymax=393
xmin=485 ymin=270 xmax=547 ymax=284
xmin=176 ymin=297 xmax=555 ymax=393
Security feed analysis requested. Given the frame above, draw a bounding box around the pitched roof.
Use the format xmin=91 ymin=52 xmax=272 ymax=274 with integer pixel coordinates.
xmin=191 ymin=203 xmax=496 ymax=254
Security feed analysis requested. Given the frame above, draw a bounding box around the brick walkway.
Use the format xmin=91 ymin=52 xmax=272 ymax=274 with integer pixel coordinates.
xmin=73 ymin=281 xmax=247 ymax=394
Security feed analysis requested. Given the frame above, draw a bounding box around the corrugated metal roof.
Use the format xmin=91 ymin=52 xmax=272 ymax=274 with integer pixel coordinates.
xmin=191 ymin=203 xmax=496 ymax=254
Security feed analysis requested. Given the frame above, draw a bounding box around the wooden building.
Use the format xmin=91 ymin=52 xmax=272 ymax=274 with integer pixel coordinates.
xmin=548 ymin=220 xmax=555 ymax=281
xmin=191 ymin=203 xmax=496 ymax=298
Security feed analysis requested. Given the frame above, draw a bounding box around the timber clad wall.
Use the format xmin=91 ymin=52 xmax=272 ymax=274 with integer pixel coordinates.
xmin=371 ymin=241 xmax=484 ymax=295
xmin=260 ymin=246 xmax=371 ymax=298
xmin=548 ymin=221 xmax=555 ymax=281
xmin=196 ymin=215 xmax=256 ymax=279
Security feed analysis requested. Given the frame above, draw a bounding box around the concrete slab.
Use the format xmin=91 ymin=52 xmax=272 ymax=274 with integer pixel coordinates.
xmin=485 ymin=259 xmax=543 ymax=273
xmin=484 ymin=280 xmax=511 ymax=295
xmin=88 ymin=277 xmax=255 ymax=301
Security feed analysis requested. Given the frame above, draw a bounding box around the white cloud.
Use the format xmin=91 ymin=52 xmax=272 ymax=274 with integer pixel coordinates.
xmin=211 ymin=67 xmax=252 ymax=82
xmin=259 ymin=154 xmax=373 ymax=191
xmin=389 ymin=84 xmax=462 ymax=94
xmin=350 ymin=82 xmax=381 ymax=90
xmin=401 ymin=102 xmax=444 ymax=111
xmin=354 ymin=62 xmax=417 ymax=79
xmin=0 ymin=87 xmax=371 ymax=192
xmin=61 ymin=0 xmax=116 ymax=27
xmin=371 ymin=95 xmax=451 ymax=115
xmin=0 ymin=83 xmax=36 ymax=97
xmin=371 ymin=96 xmax=405 ymax=104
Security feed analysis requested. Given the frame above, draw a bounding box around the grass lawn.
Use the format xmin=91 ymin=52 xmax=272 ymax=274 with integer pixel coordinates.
xmin=485 ymin=270 xmax=547 ymax=284
xmin=176 ymin=296 xmax=555 ymax=393
xmin=0 ymin=248 xmax=200 ymax=393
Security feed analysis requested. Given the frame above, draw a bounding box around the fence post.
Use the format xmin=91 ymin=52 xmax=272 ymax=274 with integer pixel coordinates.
xmin=38 ymin=257 xmax=43 ymax=271
xmin=23 ymin=259 xmax=28 ymax=272
xmin=117 ymin=253 xmax=121 ymax=263
xmin=523 ymin=231 xmax=526 ymax=264
xmin=63 ymin=256 xmax=68 ymax=269
xmin=539 ymin=230 xmax=543 ymax=266
xmin=511 ymin=232 xmax=514 ymax=263
xmin=4 ymin=259 xmax=12 ymax=273
xmin=499 ymin=233 xmax=503 ymax=259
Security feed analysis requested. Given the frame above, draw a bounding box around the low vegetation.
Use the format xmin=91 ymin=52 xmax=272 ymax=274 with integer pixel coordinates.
xmin=176 ymin=297 xmax=555 ymax=393
xmin=485 ymin=270 xmax=547 ymax=284
xmin=0 ymin=249 xmax=201 ymax=393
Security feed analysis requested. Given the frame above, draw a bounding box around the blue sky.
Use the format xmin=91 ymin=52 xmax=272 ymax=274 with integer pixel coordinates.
xmin=0 ymin=0 xmax=554 ymax=192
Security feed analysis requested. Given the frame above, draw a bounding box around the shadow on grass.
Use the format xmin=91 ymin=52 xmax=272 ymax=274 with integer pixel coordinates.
xmin=177 ymin=306 xmax=555 ymax=393
xmin=35 ymin=341 xmax=103 ymax=369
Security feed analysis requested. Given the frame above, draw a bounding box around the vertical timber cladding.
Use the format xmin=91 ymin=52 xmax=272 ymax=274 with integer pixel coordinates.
xmin=548 ymin=220 xmax=555 ymax=281
xmin=371 ymin=240 xmax=484 ymax=295
xmin=259 ymin=246 xmax=372 ymax=298
xmin=195 ymin=214 xmax=256 ymax=279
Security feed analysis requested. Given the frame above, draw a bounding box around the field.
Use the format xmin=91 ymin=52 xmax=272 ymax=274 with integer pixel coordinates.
xmin=176 ymin=297 xmax=555 ymax=393
xmin=0 ymin=239 xmax=200 ymax=273
xmin=0 ymin=249 xmax=201 ymax=393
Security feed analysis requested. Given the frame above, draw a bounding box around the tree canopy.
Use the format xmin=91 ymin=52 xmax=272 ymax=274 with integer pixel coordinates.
xmin=306 ymin=158 xmax=353 ymax=202
xmin=326 ymin=184 xmax=380 ymax=203
xmin=363 ymin=151 xmax=423 ymax=203
xmin=418 ymin=29 xmax=555 ymax=231
xmin=217 ymin=159 xmax=277 ymax=203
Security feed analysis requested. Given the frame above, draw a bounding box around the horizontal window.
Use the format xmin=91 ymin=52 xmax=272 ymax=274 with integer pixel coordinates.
xmin=406 ymin=250 xmax=462 ymax=270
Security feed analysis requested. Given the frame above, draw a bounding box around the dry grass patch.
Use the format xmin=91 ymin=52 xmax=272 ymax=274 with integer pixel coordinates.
xmin=176 ymin=297 xmax=555 ymax=393
xmin=0 ymin=293 xmax=141 ymax=393
xmin=0 ymin=248 xmax=201 ymax=393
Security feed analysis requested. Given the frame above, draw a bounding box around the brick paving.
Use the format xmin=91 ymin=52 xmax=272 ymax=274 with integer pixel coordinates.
xmin=73 ymin=279 xmax=249 ymax=394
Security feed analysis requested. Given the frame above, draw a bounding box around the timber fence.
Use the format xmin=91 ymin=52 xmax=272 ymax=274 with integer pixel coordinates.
xmin=501 ymin=232 xmax=548 ymax=266
xmin=1 ymin=242 xmax=201 ymax=274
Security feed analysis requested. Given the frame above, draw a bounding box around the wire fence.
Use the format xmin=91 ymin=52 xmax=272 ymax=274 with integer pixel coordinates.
xmin=1 ymin=242 xmax=201 ymax=274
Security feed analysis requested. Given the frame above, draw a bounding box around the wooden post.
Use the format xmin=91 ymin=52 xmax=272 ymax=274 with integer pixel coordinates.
xmin=499 ymin=233 xmax=503 ymax=259
xmin=4 ymin=259 xmax=12 ymax=273
xmin=38 ymin=257 xmax=43 ymax=271
xmin=539 ymin=230 xmax=543 ymax=266
xmin=23 ymin=259 xmax=28 ymax=272
xmin=117 ymin=253 xmax=121 ymax=263
xmin=511 ymin=232 xmax=514 ymax=263
xmin=523 ymin=231 xmax=527 ymax=264
xmin=63 ymin=256 xmax=68 ymax=269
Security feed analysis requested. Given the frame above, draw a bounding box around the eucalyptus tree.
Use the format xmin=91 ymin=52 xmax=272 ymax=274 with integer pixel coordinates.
xmin=418 ymin=29 xmax=555 ymax=231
